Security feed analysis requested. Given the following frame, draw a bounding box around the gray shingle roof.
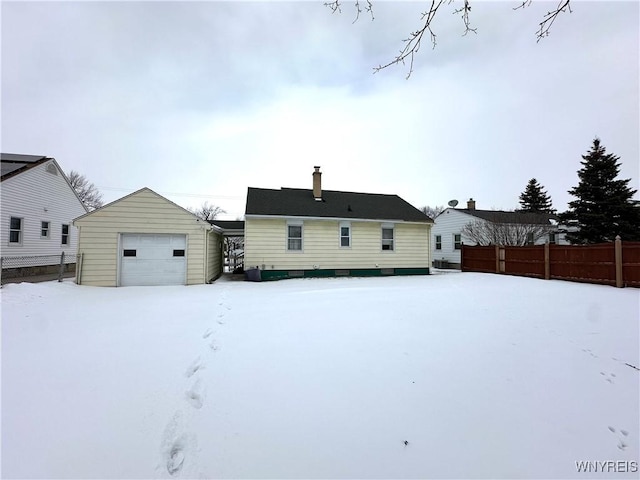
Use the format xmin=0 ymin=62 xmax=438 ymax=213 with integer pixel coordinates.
xmin=459 ymin=209 xmax=557 ymax=225
xmin=1 ymin=153 xmax=50 ymax=180
xmin=246 ymin=187 xmax=432 ymax=222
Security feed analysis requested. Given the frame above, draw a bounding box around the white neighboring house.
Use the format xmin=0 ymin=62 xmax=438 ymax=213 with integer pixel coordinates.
xmin=1 ymin=154 xmax=88 ymax=275
xmin=431 ymin=198 xmax=569 ymax=269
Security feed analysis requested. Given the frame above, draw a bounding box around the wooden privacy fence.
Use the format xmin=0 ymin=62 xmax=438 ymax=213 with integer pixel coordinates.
xmin=461 ymin=236 xmax=640 ymax=288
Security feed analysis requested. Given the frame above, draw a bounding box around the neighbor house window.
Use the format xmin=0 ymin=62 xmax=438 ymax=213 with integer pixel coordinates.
xmin=61 ymin=224 xmax=70 ymax=245
xmin=454 ymin=234 xmax=462 ymax=250
xmin=41 ymin=221 xmax=50 ymax=239
xmin=548 ymin=233 xmax=557 ymax=244
xmin=173 ymin=249 xmax=185 ymax=257
xmin=435 ymin=235 xmax=442 ymax=250
xmin=123 ymin=249 xmax=136 ymax=257
xmin=526 ymin=233 xmax=535 ymax=245
xmin=340 ymin=222 xmax=351 ymax=247
xmin=287 ymin=222 xmax=303 ymax=251
xmin=9 ymin=217 xmax=22 ymax=244
xmin=382 ymin=224 xmax=394 ymax=251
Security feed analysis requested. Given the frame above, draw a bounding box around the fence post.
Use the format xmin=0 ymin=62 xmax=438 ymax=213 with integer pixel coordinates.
xmin=615 ymin=236 xmax=623 ymax=288
xmin=58 ymin=251 xmax=65 ymax=282
xmin=460 ymin=243 xmax=465 ymax=271
xmin=495 ymin=246 xmax=500 ymax=273
xmin=544 ymin=242 xmax=550 ymax=280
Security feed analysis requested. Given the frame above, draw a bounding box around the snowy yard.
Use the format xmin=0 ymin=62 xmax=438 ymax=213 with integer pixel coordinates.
xmin=2 ymin=272 xmax=638 ymax=479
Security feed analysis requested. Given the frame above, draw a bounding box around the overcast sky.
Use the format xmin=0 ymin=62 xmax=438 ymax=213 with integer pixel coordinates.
xmin=2 ymin=1 xmax=638 ymax=219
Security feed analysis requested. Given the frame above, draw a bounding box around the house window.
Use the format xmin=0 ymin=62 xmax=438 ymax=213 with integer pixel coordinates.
xmin=526 ymin=233 xmax=535 ymax=245
xmin=382 ymin=224 xmax=394 ymax=251
xmin=61 ymin=224 xmax=70 ymax=245
xmin=548 ymin=233 xmax=557 ymax=244
xmin=41 ymin=221 xmax=50 ymax=239
xmin=9 ymin=217 xmax=22 ymax=244
xmin=123 ymin=249 xmax=137 ymax=257
xmin=173 ymin=249 xmax=185 ymax=257
xmin=287 ymin=223 xmax=303 ymax=251
xmin=340 ymin=222 xmax=351 ymax=247
xmin=454 ymin=234 xmax=462 ymax=250
xmin=435 ymin=235 xmax=442 ymax=250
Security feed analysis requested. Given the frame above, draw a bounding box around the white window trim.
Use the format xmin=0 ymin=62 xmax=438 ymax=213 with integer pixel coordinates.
xmin=286 ymin=220 xmax=303 ymax=252
xmin=453 ymin=233 xmax=462 ymax=250
xmin=339 ymin=221 xmax=351 ymax=248
xmin=9 ymin=216 xmax=23 ymax=245
xmin=41 ymin=220 xmax=51 ymax=239
xmin=381 ymin=223 xmax=394 ymax=252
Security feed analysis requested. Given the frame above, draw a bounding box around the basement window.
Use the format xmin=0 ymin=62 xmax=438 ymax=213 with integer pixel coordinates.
xmin=173 ymin=249 xmax=185 ymax=257
xmin=123 ymin=249 xmax=137 ymax=257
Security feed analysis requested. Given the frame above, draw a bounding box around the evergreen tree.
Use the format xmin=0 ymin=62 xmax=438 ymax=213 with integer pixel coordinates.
xmin=518 ymin=178 xmax=555 ymax=213
xmin=562 ymin=138 xmax=640 ymax=243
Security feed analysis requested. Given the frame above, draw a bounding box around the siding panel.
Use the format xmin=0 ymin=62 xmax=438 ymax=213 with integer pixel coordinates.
xmin=245 ymin=218 xmax=431 ymax=271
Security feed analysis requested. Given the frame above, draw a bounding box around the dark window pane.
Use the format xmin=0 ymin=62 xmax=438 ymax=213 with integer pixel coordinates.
xmin=288 ymin=225 xmax=302 ymax=238
xmin=10 ymin=217 xmax=21 ymax=230
xmin=9 ymin=231 xmax=20 ymax=243
xmin=173 ymin=249 xmax=185 ymax=257
xmin=123 ymin=249 xmax=136 ymax=257
xmin=341 ymin=237 xmax=350 ymax=247
xmin=62 ymin=224 xmax=69 ymax=234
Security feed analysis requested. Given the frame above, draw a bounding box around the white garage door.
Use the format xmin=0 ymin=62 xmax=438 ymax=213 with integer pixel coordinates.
xmin=120 ymin=234 xmax=187 ymax=286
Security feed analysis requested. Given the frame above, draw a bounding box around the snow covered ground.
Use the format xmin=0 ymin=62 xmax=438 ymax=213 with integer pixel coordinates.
xmin=2 ymin=272 xmax=638 ymax=479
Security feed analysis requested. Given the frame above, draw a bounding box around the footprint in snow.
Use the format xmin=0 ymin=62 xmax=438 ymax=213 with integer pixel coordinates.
xmin=185 ymin=358 xmax=204 ymax=378
xmin=608 ymin=426 xmax=630 ymax=451
xmin=600 ymin=372 xmax=616 ymax=384
xmin=185 ymin=380 xmax=204 ymax=409
xmin=167 ymin=443 xmax=185 ymax=475
xmin=202 ymin=328 xmax=213 ymax=339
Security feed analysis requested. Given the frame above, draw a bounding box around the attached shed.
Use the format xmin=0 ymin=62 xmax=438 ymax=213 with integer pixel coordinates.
xmin=73 ymin=188 xmax=223 ymax=286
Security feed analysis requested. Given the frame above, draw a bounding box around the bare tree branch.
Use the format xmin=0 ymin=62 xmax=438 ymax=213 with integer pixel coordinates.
xmin=188 ymin=201 xmax=226 ymax=221
xmin=68 ymin=170 xmax=103 ymax=211
xmin=373 ymin=0 xmax=445 ymax=79
xmin=420 ymin=205 xmax=445 ymax=219
xmin=461 ymin=216 xmax=554 ymax=246
xmin=514 ymin=0 xmax=572 ymax=42
xmin=330 ymin=0 xmax=572 ymax=78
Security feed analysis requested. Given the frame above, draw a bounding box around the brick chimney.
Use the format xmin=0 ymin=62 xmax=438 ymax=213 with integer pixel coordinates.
xmin=313 ymin=166 xmax=322 ymax=201
xmin=467 ymin=198 xmax=476 ymax=210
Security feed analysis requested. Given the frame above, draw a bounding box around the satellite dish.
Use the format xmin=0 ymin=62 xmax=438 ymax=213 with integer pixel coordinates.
xmin=448 ymin=199 xmax=459 ymax=207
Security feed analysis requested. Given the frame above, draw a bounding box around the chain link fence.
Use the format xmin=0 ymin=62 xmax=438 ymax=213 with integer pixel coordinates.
xmin=1 ymin=252 xmax=76 ymax=283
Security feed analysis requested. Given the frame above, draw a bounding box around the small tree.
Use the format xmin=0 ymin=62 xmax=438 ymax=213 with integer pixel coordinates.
xmin=562 ymin=138 xmax=640 ymax=243
xmin=68 ymin=170 xmax=103 ymax=211
xmin=420 ymin=205 xmax=445 ymax=219
xmin=188 ymin=201 xmax=226 ymax=221
xmin=461 ymin=215 xmax=554 ymax=246
xmin=518 ymin=178 xmax=555 ymax=213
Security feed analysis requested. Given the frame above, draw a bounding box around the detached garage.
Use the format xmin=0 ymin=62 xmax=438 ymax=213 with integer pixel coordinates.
xmin=73 ymin=188 xmax=223 ymax=286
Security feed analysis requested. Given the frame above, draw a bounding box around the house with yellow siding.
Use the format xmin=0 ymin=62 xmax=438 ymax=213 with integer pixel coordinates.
xmin=73 ymin=188 xmax=223 ymax=286
xmin=244 ymin=167 xmax=433 ymax=281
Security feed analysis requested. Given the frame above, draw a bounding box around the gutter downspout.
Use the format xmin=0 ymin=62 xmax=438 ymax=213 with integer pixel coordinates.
xmin=204 ymin=227 xmax=209 ymax=284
